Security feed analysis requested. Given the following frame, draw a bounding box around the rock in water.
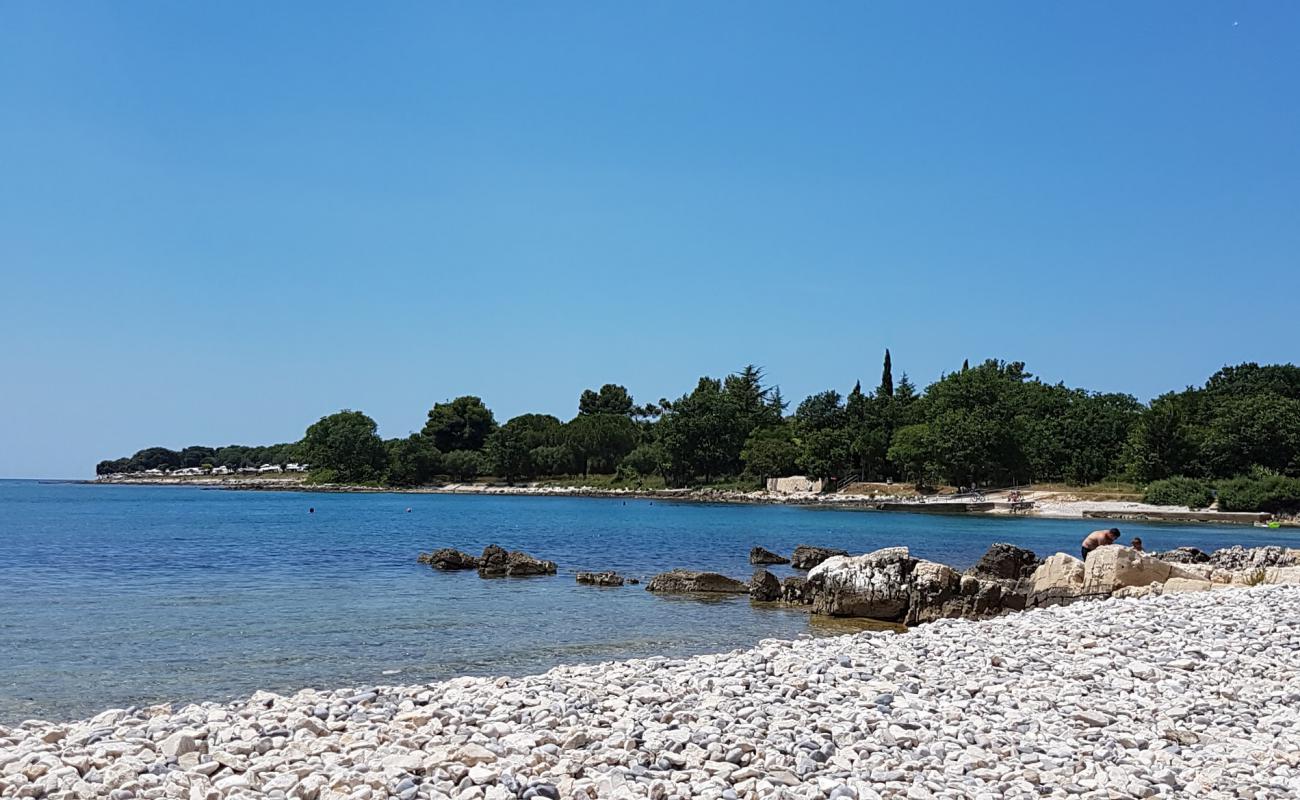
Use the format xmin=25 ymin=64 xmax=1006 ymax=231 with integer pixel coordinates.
xmin=749 ymin=546 xmax=790 ymax=565
xmin=803 ymin=547 xmax=1025 ymax=623
xmin=418 ymin=548 xmax=480 ymax=570
xmin=781 ymin=576 xmax=810 ymax=604
xmin=478 ymin=544 xmax=557 ymax=578
xmin=575 ymin=571 xmax=625 ymax=587
xmin=806 ymin=547 xmax=915 ymax=619
xmin=750 ymin=569 xmax=781 ymax=601
xmin=791 ymin=544 xmax=849 ymax=570
xmin=645 ymin=569 xmax=748 ymax=594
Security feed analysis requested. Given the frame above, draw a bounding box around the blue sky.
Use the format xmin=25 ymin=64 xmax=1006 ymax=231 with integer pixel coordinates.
xmin=2 ymin=3 xmax=1297 ymax=478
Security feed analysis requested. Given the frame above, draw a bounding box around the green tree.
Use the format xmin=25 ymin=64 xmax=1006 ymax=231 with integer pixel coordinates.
xmin=486 ymin=428 xmax=535 ymax=483
xmin=578 ymin=384 xmax=635 ymax=416
xmin=565 ymin=413 xmax=639 ymax=475
xmin=1125 ymin=392 xmax=1204 ymax=482
xmin=658 ymin=377 xmax=749 ymax=484
xmin=443 ymin=450 xmax=487 ymax=481
xmin=621 ymin=443 xmax=664 ymax=477
xmin=741 ymin=425 xmax=800 ymax=480
xmin=423 ymin=396 xmax=498 ymax=452
xmin=888 ymin=423 xmax=939 ymax=487
xmin=1201 ymin=393 xmax=1300 ymax=477
xmin=879 ymin=349 xmax=894 ymax=398
xmin=302 ymin=410 xmax=388 ymax=482
xmin=531 ymin=445 xmax=576 ymax=477
xmin=179 ymin=446 xmax=216 ymax=468
xmin=385 ymin=435 xmax=442 ymax=486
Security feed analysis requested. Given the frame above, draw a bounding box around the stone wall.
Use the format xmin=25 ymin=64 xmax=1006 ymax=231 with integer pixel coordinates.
xmin=765 ymin=476 xmax=824 ymax=494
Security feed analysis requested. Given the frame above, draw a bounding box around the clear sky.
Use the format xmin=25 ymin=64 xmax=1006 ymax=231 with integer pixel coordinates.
xmin=2 ymin=3 xmax=1297 ymax=479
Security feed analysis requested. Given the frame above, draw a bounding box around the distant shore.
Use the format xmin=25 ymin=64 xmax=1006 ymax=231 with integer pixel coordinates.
xmin=90 ymin=474 xmax=1291 ymax=525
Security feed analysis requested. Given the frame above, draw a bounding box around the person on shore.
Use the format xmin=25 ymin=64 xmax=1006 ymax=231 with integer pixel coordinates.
xmin=1081 ymin=528 xmax=1121 ymax=561
xmin=1130 ymin=536 xmax=1144 ymax=552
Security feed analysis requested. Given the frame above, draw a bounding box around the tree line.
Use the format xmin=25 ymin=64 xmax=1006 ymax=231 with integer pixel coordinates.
xmin=96 ymin=355 xmax=1300 ymax=511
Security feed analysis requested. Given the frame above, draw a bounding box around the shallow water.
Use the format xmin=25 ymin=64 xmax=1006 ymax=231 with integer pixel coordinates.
xmin=1 ymin=480 xmax=1294 ymax=722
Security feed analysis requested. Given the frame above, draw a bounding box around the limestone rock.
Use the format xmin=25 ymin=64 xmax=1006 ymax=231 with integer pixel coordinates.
xmin=1029 ymin=547 xmax=1184 ymax=607
xmin=750 ymin=569 xmax=781 ymax=602
xmin=964 ymin=542 xmax=1041 ymax=585
xmin=478 ymin=544 xmax=557 ymax=578
xmin=575 ymin=571 xmax=624 ymax=587
xmin=645 ymin=569 xmax=748 ymax=594
xmin=805 ymin=547 xmax=914 ymax=620
xmin=791 ymin=544 xmax=849 ymax=571
xmin=749 ymin=546 xmax=790 ymax=565
xmin=1152 ymin=546 xmax=1210 ymax=565
xmin=781 ymin=576 xmax=810 ymax=604
xmin=419 ymin=548 xmax=480 ymax=570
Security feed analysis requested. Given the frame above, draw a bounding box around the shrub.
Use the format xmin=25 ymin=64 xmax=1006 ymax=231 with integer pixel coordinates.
xmin=1216 ymin=473 xmax=1300 ymax=513
xmin=1142 ymin=476 xmax=1214 ymax=509
xmin=621 ymin=444 xmax=663 ymax=477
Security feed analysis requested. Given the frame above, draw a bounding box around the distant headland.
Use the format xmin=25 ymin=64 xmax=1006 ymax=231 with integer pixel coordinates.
xmin=96 ymin=355 xmax=1300 ymax=518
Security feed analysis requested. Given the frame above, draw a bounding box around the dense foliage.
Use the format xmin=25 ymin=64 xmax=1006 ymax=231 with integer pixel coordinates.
xmin=1216 ymin=472 xmax=1300 ymax=514
xmin=1141 ymin=477 xmax=1214 ymax=509
xmin=96 ymin=358 xmax=1300 ymax=513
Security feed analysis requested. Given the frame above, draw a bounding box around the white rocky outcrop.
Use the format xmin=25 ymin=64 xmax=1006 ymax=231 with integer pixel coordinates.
xmin=1029 ymin=546 xmax=1300 ymax=606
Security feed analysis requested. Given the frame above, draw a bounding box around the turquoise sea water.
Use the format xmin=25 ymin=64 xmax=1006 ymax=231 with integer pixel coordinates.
xmin=1 ymin=479 xmax=1294 ymax=723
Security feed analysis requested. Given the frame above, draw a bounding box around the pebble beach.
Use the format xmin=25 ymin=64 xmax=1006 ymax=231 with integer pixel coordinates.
xmin=4 ymin=586 xmax=1298 ymax=800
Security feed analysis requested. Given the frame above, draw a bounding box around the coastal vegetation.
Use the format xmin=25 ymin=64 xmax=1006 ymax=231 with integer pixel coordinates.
xmin=96 ymin=356 xmax=1300 ymax=512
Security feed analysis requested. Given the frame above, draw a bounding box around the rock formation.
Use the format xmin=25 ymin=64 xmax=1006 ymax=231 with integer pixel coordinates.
xmin=798 ymin=545 xmax=1027 ymax=625
xmin=964 ymin=542 xmax=1040 ymax=586
xmin=749 ymin=569 xmax=781 ymax=601
xmin=749 ymin=546 xmax=790 ymax=565
xmin=417 ymin=548 xmax=479 ymax=570
xmin=790 ymin=544 xmax=848 ymax=570
xmin=575 ymin=571 xmax=624 ymax=587
xmin=1027 ymin=545 xmax=1300 ymax=607
xmin=477 ymin=544 xmax=558 ymax=578
xmin=645 ymin=569 xmax=748 ymax=594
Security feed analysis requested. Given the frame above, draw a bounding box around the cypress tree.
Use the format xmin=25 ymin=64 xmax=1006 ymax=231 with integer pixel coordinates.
xmin=962 ymin=358 xmax=969 ymax=372
xmin=880 ymin=349 xmax=894 ymax=398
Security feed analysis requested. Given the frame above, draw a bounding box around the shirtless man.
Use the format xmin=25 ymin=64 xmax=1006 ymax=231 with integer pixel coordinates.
xmin=1081 ymin=528 xmax=1121 ymax=561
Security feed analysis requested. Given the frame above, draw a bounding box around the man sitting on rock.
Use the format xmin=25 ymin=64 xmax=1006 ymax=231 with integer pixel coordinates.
xmin=1081 ymin=528 xmax=1121 ymax=561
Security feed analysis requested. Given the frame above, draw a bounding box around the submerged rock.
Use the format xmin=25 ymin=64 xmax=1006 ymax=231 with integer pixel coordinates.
xmin=750 ymin=569 xmax=781 ymax=601
xmin=645 ymin=569 xmax=748 ymax=594
xmin=749 ymin=546 xmax=790 ymax=565
xmin=791 ymin=544 xmax=849 ymax=570
xmin=575 ymin=571 xmax=624 ymax=587
xmin=477 ymin=544 xmax=558 ymax=578
xmin=418 ymin=548 xmax=480 ymax=570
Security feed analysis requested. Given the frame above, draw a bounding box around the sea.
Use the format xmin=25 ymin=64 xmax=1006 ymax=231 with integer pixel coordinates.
xmin=1 ymin=479 xmax=1294 ymax=723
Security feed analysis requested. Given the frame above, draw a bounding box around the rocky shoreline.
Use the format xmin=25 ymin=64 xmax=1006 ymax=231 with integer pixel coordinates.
xmin=4 ymin=586 xmax=1298 ymax=799
xmin=417 ymin=540 xmax=1300 ymax=632
xmin=88 ymin=476 xmax=1293 ymax=524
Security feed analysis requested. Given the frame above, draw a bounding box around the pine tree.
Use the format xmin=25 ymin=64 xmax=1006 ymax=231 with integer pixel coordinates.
xmin=962 ymin=359 xmax=970 ymax=372
xmin=879 ymin=349 xmax=894 ymax=398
